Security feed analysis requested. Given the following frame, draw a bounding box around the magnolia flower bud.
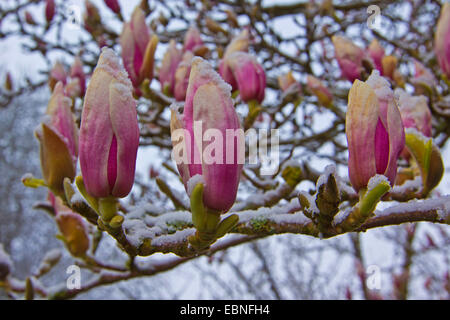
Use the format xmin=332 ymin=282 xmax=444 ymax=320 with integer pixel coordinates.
xmin=45 ymin=0 xmax=55 ymax=24
xmin=219 ymin=51 xmax=265 ymax=103
xmin=395 ymin=89 xmax=432 ymax=138
xmin=84 ymin=0 xmax=102 ymax=35
xmin=36 ymin=82 xmax=78 ymax=196
xmin=174 ymin=51 xmax=194 ymax=101
xmin=159 ymin=40 xmax=183 ymax=95
xmin=25 ymin=11 xmax=36 ymax=25
xmin=435 ymin=3 xmax=450 ymax=77
xmin=48 ymin=61 xmax=67 ymax=91
xmin=183 ymin=26 xmax=204 ymax=53
xmin=104 ymin=0 xmax=121 ymax=14
xmin=306 ymin=75 xmax=333 ymax=106
xmin=79 ymin=48 xmax=139 ymax=198
xmin=46 ymin=82 xmax=79 ymax=160
xmin=346 ymin=70 xmax=405 ymax=192
xmin=70 ymin=56 xmax=86 ymax=97
xmin=120 ymin=7 xmax=158 ymax=88
xmin=368 ymin=39 xmax=385 ymax=74
xmin=332 ymin=36 xmax=366 ymax=82
xmin=171 ymin=57 xmax=243 ymax=213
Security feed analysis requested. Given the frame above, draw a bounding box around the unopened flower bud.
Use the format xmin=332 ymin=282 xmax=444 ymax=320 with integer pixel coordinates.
xmin=104 ymin=0 xmax=121 ymax=14
xmin=70 ymin=56 xmax=86 ymax=97
xmin=48 ymin=61 xmax=67 ymax=91
xmin=306 ymin=75 xmax=333 ymax=106
xmin=332 ymin=36 xmax=366 ymax=82
xmin=56 ymin=211 xmax=90 ymax=257
xmin=174 ymin=51 xmax=194 ymax=101
xmin=368 ymin=39 xmax=385 ymax=73
xmin=346 ymin=70 xmax=405 ymax=192
xmin=79 ymin=48 xmax=139 ymax=198
xmin=159 ymin=40 xmax=183 ymax=95
xmin=219 ymin=51 xmax=265 ymax=103
xmin=45 ymin=0 xmax=55 ymax=24
xmin=171 ymin=57 xmax=243 ymax=213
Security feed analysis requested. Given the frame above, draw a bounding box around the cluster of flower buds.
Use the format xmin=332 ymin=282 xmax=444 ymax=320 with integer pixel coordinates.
xmin=346 ymin=70 xmax=405 ymax=192
xmin=120 ymin=7 xmax=158 ymax=92
xmin=435 ymin=2 xmax=450 ymax=78
xmin=159 ymin=26 xmax=207 ymax=100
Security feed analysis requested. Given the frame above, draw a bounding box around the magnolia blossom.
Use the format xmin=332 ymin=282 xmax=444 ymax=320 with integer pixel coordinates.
xmin=170 ymin=57 xmax=243 ymax=213
xmin=79 ymin=48 xmax=140 ymax=198
xmin=346 ymin=70 xmax=405 ymax=192
xmin=183 ymin=26 xmax=204 ymax=53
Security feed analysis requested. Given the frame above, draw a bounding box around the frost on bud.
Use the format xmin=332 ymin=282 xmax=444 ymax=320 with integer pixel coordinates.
xmin=306 ymin=75 xmax=333 ymax=106
xmin=219 ymin=52 xmax=265 ymax=103
xmin=171 ymin=57 xmax=243 ymax=213
xmin=332 ymin=36 xmax=366 ymax=82
xmin=435 ymin=3 xmax=450 ymax=77
xmin=45 ymin=0 xmax=56 ymax=24
xmin=79 ymin=48 xmax=139 ymax=199
xmin=346 ymin=70 xmax=405 ymax=192
xmin=174 ymin=51 xmax=194 ymax=101
xmin=120 ymin=7 xmax=158 ymax=88
xmin=159 ymin=40 xmax=183 ymax=96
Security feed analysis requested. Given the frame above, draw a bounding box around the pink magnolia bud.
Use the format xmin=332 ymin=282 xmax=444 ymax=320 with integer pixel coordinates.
xmin=104 ymin=0 xmax=121 ymax=14
xmin=183 ymin=26 xmax=203 ymax=52
xmin=332 ymin=36 xmax=366 ymax=82
xmin=219 ymin=52 xmax=265 ymax=103
xmin=48 ymin=61 xmax=67 ymax=91
xmin=45 ymin=0 xmax=55 ymax=24
xmin=368 ymin=39 xmax=385 ymax=74
xmin=435 ymin=3 xmax=450 ymax=77
xmin=79 ymin=48 xmax=140 ymax=198
xmin=37 ymin=82 xmax=79 ymax=196
xmin=174 ymin=51 xmax=194 ymax=101
xmin=346 ymin=70 xmax=405 ymax=192
xmin=171 ymin=57 xmax=243 ymax=213
xmin=70 ymin=56 xmax=86 ymax=96
xmin=120 ymin=7 xmax=158 ymax=88
xmin=159 ymin=40 xmax=183 ymax=95
xmin=395 ymin=88 xmax=432 ymax=137
xmin=46 ymin=82 xmax=79 ymax=160
xmin=306 ymin=75 xmax=333 ymax=106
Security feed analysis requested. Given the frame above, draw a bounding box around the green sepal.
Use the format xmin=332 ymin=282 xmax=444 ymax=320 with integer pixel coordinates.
xmin=21 ymin=174 xmax=46 ymax=188
xmin=358 ymin=181 xmax=391 ymax=217
xmin=215 ymin=214 xmax=239 ymax=238
xmin=75 ymin=175 xmax=99 ymax=213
